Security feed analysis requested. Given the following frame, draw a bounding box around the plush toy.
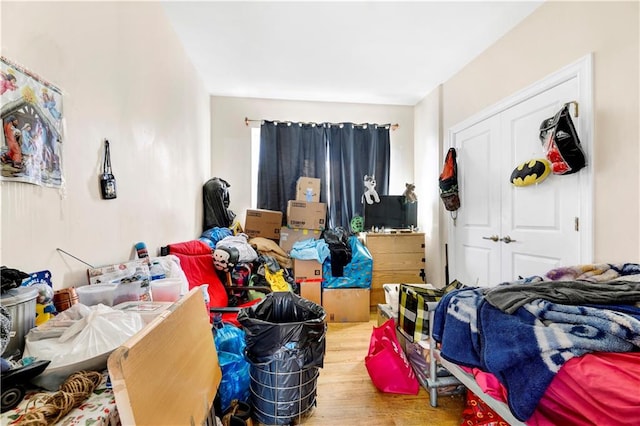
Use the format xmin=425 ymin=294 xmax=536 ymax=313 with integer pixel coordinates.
xmin=361 ymin=175 xmax=380 ymax=205
xmin=213 ymin=246 xmax=240 ymax=272
xmin=350 ymin=215 xmax=364 ymax=233
xmin=510 ymin=158 xmax=551 ymax=187
xmin=403 ymin=183 xmax=417 ymax=203
xmin=34 ymin=283 xmax=56 ymax=326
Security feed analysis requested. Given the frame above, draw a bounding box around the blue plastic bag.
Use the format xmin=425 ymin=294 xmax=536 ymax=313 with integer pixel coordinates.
xmin=218 ymin=351 xmax=250 ymax=411
xmin=214 ymin=321 xmax=246 ymax=355
xmin=322 ymin=236 xmax=373 ymax=288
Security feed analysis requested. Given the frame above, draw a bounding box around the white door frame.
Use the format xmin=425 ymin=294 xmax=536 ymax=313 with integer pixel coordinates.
xmin=447 ymin=54 xmax=594 ymax=279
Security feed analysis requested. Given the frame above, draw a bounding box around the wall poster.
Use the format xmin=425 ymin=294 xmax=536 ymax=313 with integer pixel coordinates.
xmin=1 ymin=56 xmax=64 ymax=187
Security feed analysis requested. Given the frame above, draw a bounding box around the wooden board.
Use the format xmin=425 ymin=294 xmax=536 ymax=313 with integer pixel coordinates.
xmin=107 ymin=288 xmax=221 ymax=425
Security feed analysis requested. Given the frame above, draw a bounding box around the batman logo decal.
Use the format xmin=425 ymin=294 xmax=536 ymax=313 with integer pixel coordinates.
xmin=510 ymin=158 xmax=551 ymax=187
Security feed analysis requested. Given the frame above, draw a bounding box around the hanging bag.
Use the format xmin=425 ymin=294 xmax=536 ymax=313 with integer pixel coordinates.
xmin=439 ymin=148 xmax=460 ymax=212
xmin=99 ymin=139 xmax=117 ymax=199
xmin=539 ymin=102 xmax=586 ymax=175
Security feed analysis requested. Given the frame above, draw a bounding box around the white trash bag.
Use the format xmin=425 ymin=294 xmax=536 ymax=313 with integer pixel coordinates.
xmin=24 ymin=303 xmax=145 ymax=390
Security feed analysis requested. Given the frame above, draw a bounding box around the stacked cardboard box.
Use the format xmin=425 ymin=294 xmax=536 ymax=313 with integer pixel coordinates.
xmin=284 ymin=177 xmax=326 ymax=306
xmin=244 ymin=209 xmax=283 ymax=240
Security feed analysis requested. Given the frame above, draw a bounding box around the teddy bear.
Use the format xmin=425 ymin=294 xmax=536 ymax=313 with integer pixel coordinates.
xmin=403 ymin=183 xmax=417 ymax=203
xmin=361 ymin=175 xmax=380 ymax=205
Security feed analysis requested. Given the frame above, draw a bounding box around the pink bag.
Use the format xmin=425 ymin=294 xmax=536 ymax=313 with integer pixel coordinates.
xmin=364 ymin=318 xmax=419 ymax=395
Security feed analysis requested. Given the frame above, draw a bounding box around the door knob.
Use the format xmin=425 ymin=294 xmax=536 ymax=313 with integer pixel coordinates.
xmin=500 ymin=235 xmax=516 ymax=244
xmin=482 ymin=235 xmax=499 ymax=242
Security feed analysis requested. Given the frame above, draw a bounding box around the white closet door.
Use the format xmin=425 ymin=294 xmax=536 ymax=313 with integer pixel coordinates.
xmin=449 ymin=64 xmax=590 ymax=287
xmin=450 ymin=115 xmax=502 ymax=287
xmin=499 ymin=77 xmax=582 ymax=281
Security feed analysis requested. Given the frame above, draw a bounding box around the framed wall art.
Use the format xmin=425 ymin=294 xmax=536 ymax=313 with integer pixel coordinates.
xmin=1 ymin=56 xmax=64 ymax=188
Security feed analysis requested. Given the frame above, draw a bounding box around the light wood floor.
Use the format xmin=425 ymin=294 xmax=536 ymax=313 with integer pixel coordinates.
xmin=302 ymin=312 xmax=465 ymax=426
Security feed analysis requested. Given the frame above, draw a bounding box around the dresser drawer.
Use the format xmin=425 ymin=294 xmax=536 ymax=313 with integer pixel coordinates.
xmin=372 ymin=252 xmax=425 ymax=271
xmin=365 ymin=233 xmax=425 ymax=254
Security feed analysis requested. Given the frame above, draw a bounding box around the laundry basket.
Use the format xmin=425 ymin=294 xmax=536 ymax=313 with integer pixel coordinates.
xmin=238 ymin=292 xmax=326 ymax=425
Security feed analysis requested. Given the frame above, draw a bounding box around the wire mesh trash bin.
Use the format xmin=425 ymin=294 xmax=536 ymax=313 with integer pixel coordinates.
xmin=238 ymin=292 xmax=326 ymax=425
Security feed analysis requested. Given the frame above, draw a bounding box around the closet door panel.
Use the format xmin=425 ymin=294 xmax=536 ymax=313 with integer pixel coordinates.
xmin=451 ymin=115 xmax=502 ymax=287
xmin=500 ymin=77 xmax=582 ymax=281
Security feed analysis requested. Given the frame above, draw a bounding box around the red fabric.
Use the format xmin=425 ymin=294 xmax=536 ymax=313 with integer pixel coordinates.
xmin=463 ymin=352 xmax=640 ymax=426
xmin=166 ymin=240 xmax=262 ymax=327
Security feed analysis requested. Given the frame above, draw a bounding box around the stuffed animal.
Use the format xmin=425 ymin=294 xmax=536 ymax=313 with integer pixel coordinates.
xmin=403 ymin=183 xmax=417 ymax=203
xmin=213 ymin=246 xmax=240 ymax=272
xmin=34 ymin=283 xmax=56 ymax=326
xmin=361 ymin=175 xmax=380 ymax=205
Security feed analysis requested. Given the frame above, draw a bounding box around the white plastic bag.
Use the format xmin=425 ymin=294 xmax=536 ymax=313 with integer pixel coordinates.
xmin=24 ymin=303 xmax=144 ymax=390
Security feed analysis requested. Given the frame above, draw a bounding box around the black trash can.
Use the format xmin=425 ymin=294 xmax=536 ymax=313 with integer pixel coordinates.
xmin=237 ymin=292 xmax=326 ymax=425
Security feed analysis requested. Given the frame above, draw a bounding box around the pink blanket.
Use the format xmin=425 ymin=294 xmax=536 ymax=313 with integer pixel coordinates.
xmin=465 ymin=352 xmax=640 ymax=425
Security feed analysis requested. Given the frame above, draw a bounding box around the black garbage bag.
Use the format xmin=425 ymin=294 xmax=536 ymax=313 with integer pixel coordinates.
xmin=203 ymin=177 xmax=236 ymax=232
xmin=237 ymin=292 xmax=326 ymax=425
xmin=238 ymin=292 xmax=326 ymax=368
xmin=321 ymin=227 xmax=352 ymax=277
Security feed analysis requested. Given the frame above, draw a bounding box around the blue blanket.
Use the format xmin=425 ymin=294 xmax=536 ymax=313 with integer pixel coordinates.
xmin=432 ymin=286 xmax=640 ymax=421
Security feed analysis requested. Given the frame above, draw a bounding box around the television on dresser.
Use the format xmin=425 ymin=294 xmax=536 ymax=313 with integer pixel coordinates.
xmin=363 ymin=195 xmax=417 ymax=230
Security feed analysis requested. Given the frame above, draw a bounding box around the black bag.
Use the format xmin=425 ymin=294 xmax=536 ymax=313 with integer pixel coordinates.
xmin=99 ymin=140 xmax=117 ymax=200
xmin=439 ymin=148 xmax=460 ymax=212
xmin=539 ymin=102 xmax=586 ymax=175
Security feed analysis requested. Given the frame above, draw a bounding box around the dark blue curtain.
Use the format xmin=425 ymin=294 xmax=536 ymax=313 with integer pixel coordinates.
xmin=327 ymin=124 xmax=390 ymax=228
xmin=257 ymin=121 xmax=327 ymax=221
xmin=257 ymin=121 xmax=390 ymax=229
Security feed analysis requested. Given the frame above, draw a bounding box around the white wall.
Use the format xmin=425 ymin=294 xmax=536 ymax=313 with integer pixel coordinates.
xmin=421 ymin=0 xmax=640 ymax=284
xmin=210 ymin=96 xmax=414 ymax=227
xmin=414 ymin=86 xmax=443 ymax=286
xmin=1 ymin=2 xmax=210 ymax=289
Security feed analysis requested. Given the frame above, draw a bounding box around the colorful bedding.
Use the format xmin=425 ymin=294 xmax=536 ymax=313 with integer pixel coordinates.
xmin=432 ymin=263 xmax=640 ymax=422
xmin=465 ymin=351 xmax=640 ymax=426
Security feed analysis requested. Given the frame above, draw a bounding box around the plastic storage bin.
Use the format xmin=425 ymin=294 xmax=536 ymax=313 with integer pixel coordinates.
xmin=1 ymin=286 xmax=38 ymax=357
xmin=76 ymin=284 xmax=116 ymax=306
xmin=150 ymin=278 xmax=182 ymax=302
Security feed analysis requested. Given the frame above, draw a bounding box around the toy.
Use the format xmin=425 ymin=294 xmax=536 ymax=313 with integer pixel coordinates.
xmin=350 ymin=215 xmax=364 ymax=233
xmin=1 ymin=359 xmax=51 ymax=412
xmin=403 ymin=183 xmax=417 ymax=203
xmin=510 ymin=158 xmax=551 ymax=187
xmin=34 ymin=283 xmax=56 ymax=326
xmin=214 ymin=246 xmax=240 ymax=272
xmin=361 ymin=175 xmax=380 ymax=205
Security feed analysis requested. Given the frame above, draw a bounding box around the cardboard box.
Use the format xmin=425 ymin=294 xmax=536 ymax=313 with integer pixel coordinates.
xmin=296 ymin=177 xmax=321 ymax=202
xmin=322 ymin=288 xmax=370 ymax=322
xmin=279 ymin=227 xmax=322 ymax=252
xmin=300 ymin=281 xmax=322 ymax=305
xmin=293 ymin=259 xmax=323 ymax=282
xmin=244 ymin=209 xmax=283 ymax=239
xmin=287 ymin=201 xmax=327 ymax=230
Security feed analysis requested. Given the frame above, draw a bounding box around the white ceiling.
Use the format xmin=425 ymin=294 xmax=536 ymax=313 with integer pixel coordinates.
xmin=162 ymin=1 xmax=543 ymax=106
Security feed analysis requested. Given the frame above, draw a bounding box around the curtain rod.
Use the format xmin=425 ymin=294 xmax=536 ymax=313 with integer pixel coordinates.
xmin=245 ymin=117 xmax=399 ymax=131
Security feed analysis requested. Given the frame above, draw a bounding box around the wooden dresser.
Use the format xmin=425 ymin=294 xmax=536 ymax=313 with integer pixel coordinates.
xmin=363 ymin=232 xmax=426 ymax=307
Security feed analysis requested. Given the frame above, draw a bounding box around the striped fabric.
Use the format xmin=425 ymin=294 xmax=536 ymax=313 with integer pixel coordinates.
xmin=397 ymin=281 xmax=465 ymax=342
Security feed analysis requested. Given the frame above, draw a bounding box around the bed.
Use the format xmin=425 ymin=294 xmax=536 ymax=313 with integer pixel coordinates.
xmin=430 ymin=263 xmax=640 ymax=425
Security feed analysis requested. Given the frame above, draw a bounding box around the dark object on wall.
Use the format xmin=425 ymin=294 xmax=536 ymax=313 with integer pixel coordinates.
xmin=99 ymin=140 xmax=117 ymax=200
xmin=439 ymin=148 xmax=460 ymax=212
xmin=539 ymin=102 xmax=586 ymax=175
xmin=203 ymin=177 xmax=236 ymax=231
